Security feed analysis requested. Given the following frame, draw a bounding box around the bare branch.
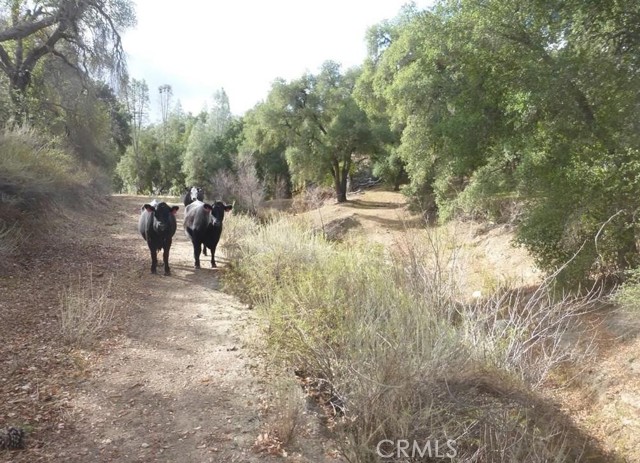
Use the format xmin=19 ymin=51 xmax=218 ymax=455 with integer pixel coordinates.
xmin=594 ymin=209 xmax=625 ymax=262
xmin=51 ymin=48 xmax=81 ymax=74
xmin=22 ymin=24 xmax=68 ymax=73
xmin=0 ymin=15 xmax=58 ymax=43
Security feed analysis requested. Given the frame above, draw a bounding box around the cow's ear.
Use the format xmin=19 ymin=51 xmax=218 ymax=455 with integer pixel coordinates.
xmin=203 ymin=204 xmax=213 ymax=211
xmin=143 ymin=204 xmax=155 ymax=212
xmin=171 ymin=206 xmax=179 ymax=214
xmin=224 ymin=205 xmax=233 ymax=211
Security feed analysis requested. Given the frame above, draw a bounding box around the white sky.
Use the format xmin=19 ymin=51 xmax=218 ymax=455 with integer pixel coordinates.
xmin=122 ymin=0 xmax=432 ymax=120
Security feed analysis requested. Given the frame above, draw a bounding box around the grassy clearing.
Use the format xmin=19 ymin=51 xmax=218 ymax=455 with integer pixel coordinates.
xmin=221 ymin=215 xmax=608 ymax=462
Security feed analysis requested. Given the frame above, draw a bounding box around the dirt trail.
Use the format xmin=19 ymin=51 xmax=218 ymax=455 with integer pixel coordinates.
xmin=1 ymin=195 xmax=292 ymax=463
xmin=62 ymin=195 xmax=282 ymax=463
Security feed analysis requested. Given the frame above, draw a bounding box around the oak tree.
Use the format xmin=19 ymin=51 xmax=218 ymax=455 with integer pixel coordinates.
xmin=0 ymin=0 xmax=135 ymax=120
xmin=250 ymin=61 xmax=376 ymax=202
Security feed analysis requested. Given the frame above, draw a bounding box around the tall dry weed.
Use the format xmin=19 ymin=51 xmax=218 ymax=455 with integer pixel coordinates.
xmin=59 ymin=269 xmax=116 ymax=347
xmin=223 ymin=215 xmax=607 ymax=462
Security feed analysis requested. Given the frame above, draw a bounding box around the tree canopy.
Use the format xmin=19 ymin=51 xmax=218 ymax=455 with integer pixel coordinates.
xmin=357 ymin=0 xmax=640 ymax=282
xmin=245 ymin=61 xmax=378 ymax=202
xmin=3 ymin=0 xmax=640 ymax=283
xmin=0 ymin=0 xmax=135 ymax=122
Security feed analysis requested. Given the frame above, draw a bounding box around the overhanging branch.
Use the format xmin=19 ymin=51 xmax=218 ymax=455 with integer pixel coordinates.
xmin=0 ymin=16 xmax=58 ymax=43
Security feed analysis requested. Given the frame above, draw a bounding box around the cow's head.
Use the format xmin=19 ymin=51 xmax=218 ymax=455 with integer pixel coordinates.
xmin=143 ymin=202 xmax=179 ymax=231
xmin=189 ymin=187 xmax=204 ymax=202
xmin=204 ymin=201 xmax=232 ymax=225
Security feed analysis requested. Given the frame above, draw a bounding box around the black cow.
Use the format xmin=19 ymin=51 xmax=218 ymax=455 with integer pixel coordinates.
xmin=138 ymin=201 xmax=179 ymax=275
xmin=184 ymin=200 xmax=233 ymax=268
xmin=182 ymin=186 xmax=204 ymax=207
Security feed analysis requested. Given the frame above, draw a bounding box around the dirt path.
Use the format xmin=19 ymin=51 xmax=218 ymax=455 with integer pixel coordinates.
xmin=2 ymin=195 xmax=294 ymax=463
xmin=62 ymin=195 xmax=283 ymax=463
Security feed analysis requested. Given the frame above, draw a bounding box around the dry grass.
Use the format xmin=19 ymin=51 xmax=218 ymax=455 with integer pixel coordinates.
xmin=0 ymin=126 xmax=92 ymax=269
xmin=0 ymin=127 xmax=87 ymax=207
xmin=223 ymin=215 xmax=610 ymax=462
xmin=0 ymin=221 xmax=20 ymax=262
xmin=58 ymin=269 xmax=116 ymax=347
xmin=218 ymin=212 xmax=259 ymax=264
xmin=265 ymin=376 xmax=306 ymax=448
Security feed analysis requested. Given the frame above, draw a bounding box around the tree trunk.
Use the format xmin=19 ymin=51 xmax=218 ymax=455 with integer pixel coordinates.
xmin=615 ymin=215 xmax=639 ymax=273
xmin=333 ymin=174 xmax=347 ymax=202
xmin=8 ymin=71 xmax=31 ymax=125
xmin=332 ymin=158 xmax=350 ymax=203
xmin=393 ymin=174 xmax=402 ymax=191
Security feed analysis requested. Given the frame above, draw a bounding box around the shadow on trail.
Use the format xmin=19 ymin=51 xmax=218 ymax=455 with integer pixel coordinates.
xmin=344 ymin=199 xmax=404 ymax=210
xmin=166 ymin=266 xmax=223 ymax=292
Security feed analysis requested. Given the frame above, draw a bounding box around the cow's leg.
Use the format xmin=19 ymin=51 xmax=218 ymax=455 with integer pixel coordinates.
xmin=210 ymin=240 xmax=218 ymax=268
xmin=193 ymin=240 xmax=201 ymax=269
xmin=149 ymin=245 xmax=158 ymax=274
xmin=163 ymin=240 xmax=172 ymax=275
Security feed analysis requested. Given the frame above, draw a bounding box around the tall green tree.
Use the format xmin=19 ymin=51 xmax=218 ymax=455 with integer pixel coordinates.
xmin=115 ymin=126 xmax=159 ymax=193
xmin=182 ymin=88 xmax=238 ymax=188
xmin=116 ymin=78 xmax=149 ymax=193
xmin=250 ymin=61 xmax=377 ymax=202
xmin=157 ymin=102 xmax=189 ymax=193
xmin=242 ymin=105 xmax=291 ymax=199
xmin=365 ymin=0 xmax=640 ymax=281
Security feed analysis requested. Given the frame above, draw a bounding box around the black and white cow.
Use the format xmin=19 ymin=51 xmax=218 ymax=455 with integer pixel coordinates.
xmin=138 ymin=201 xmax=179 ymax=275
xmin=183 ymin=200 xmax=233 ymax=268
xmin=182 ymin=186 xmax=204 ymax=207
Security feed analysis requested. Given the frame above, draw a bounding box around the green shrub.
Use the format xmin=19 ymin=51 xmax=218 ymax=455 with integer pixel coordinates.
xmin=610 ymin=268 xmax=640 ymax=337
xmin=614 ymin=268 xmax=640 ymax=311
xmin=451 ymin=160 xmax=520 ymax=223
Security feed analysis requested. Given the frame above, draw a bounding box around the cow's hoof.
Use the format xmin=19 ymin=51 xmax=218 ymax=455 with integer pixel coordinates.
xmin=151 ymin=269 xmax=157 ymax=274
xmin=164 ymin=270 xmax=171 ymax=276
xmin=194 ymin=264 xmax=201 ymax=269
xmin=211 ymin=263 xmax=217 ymax=268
